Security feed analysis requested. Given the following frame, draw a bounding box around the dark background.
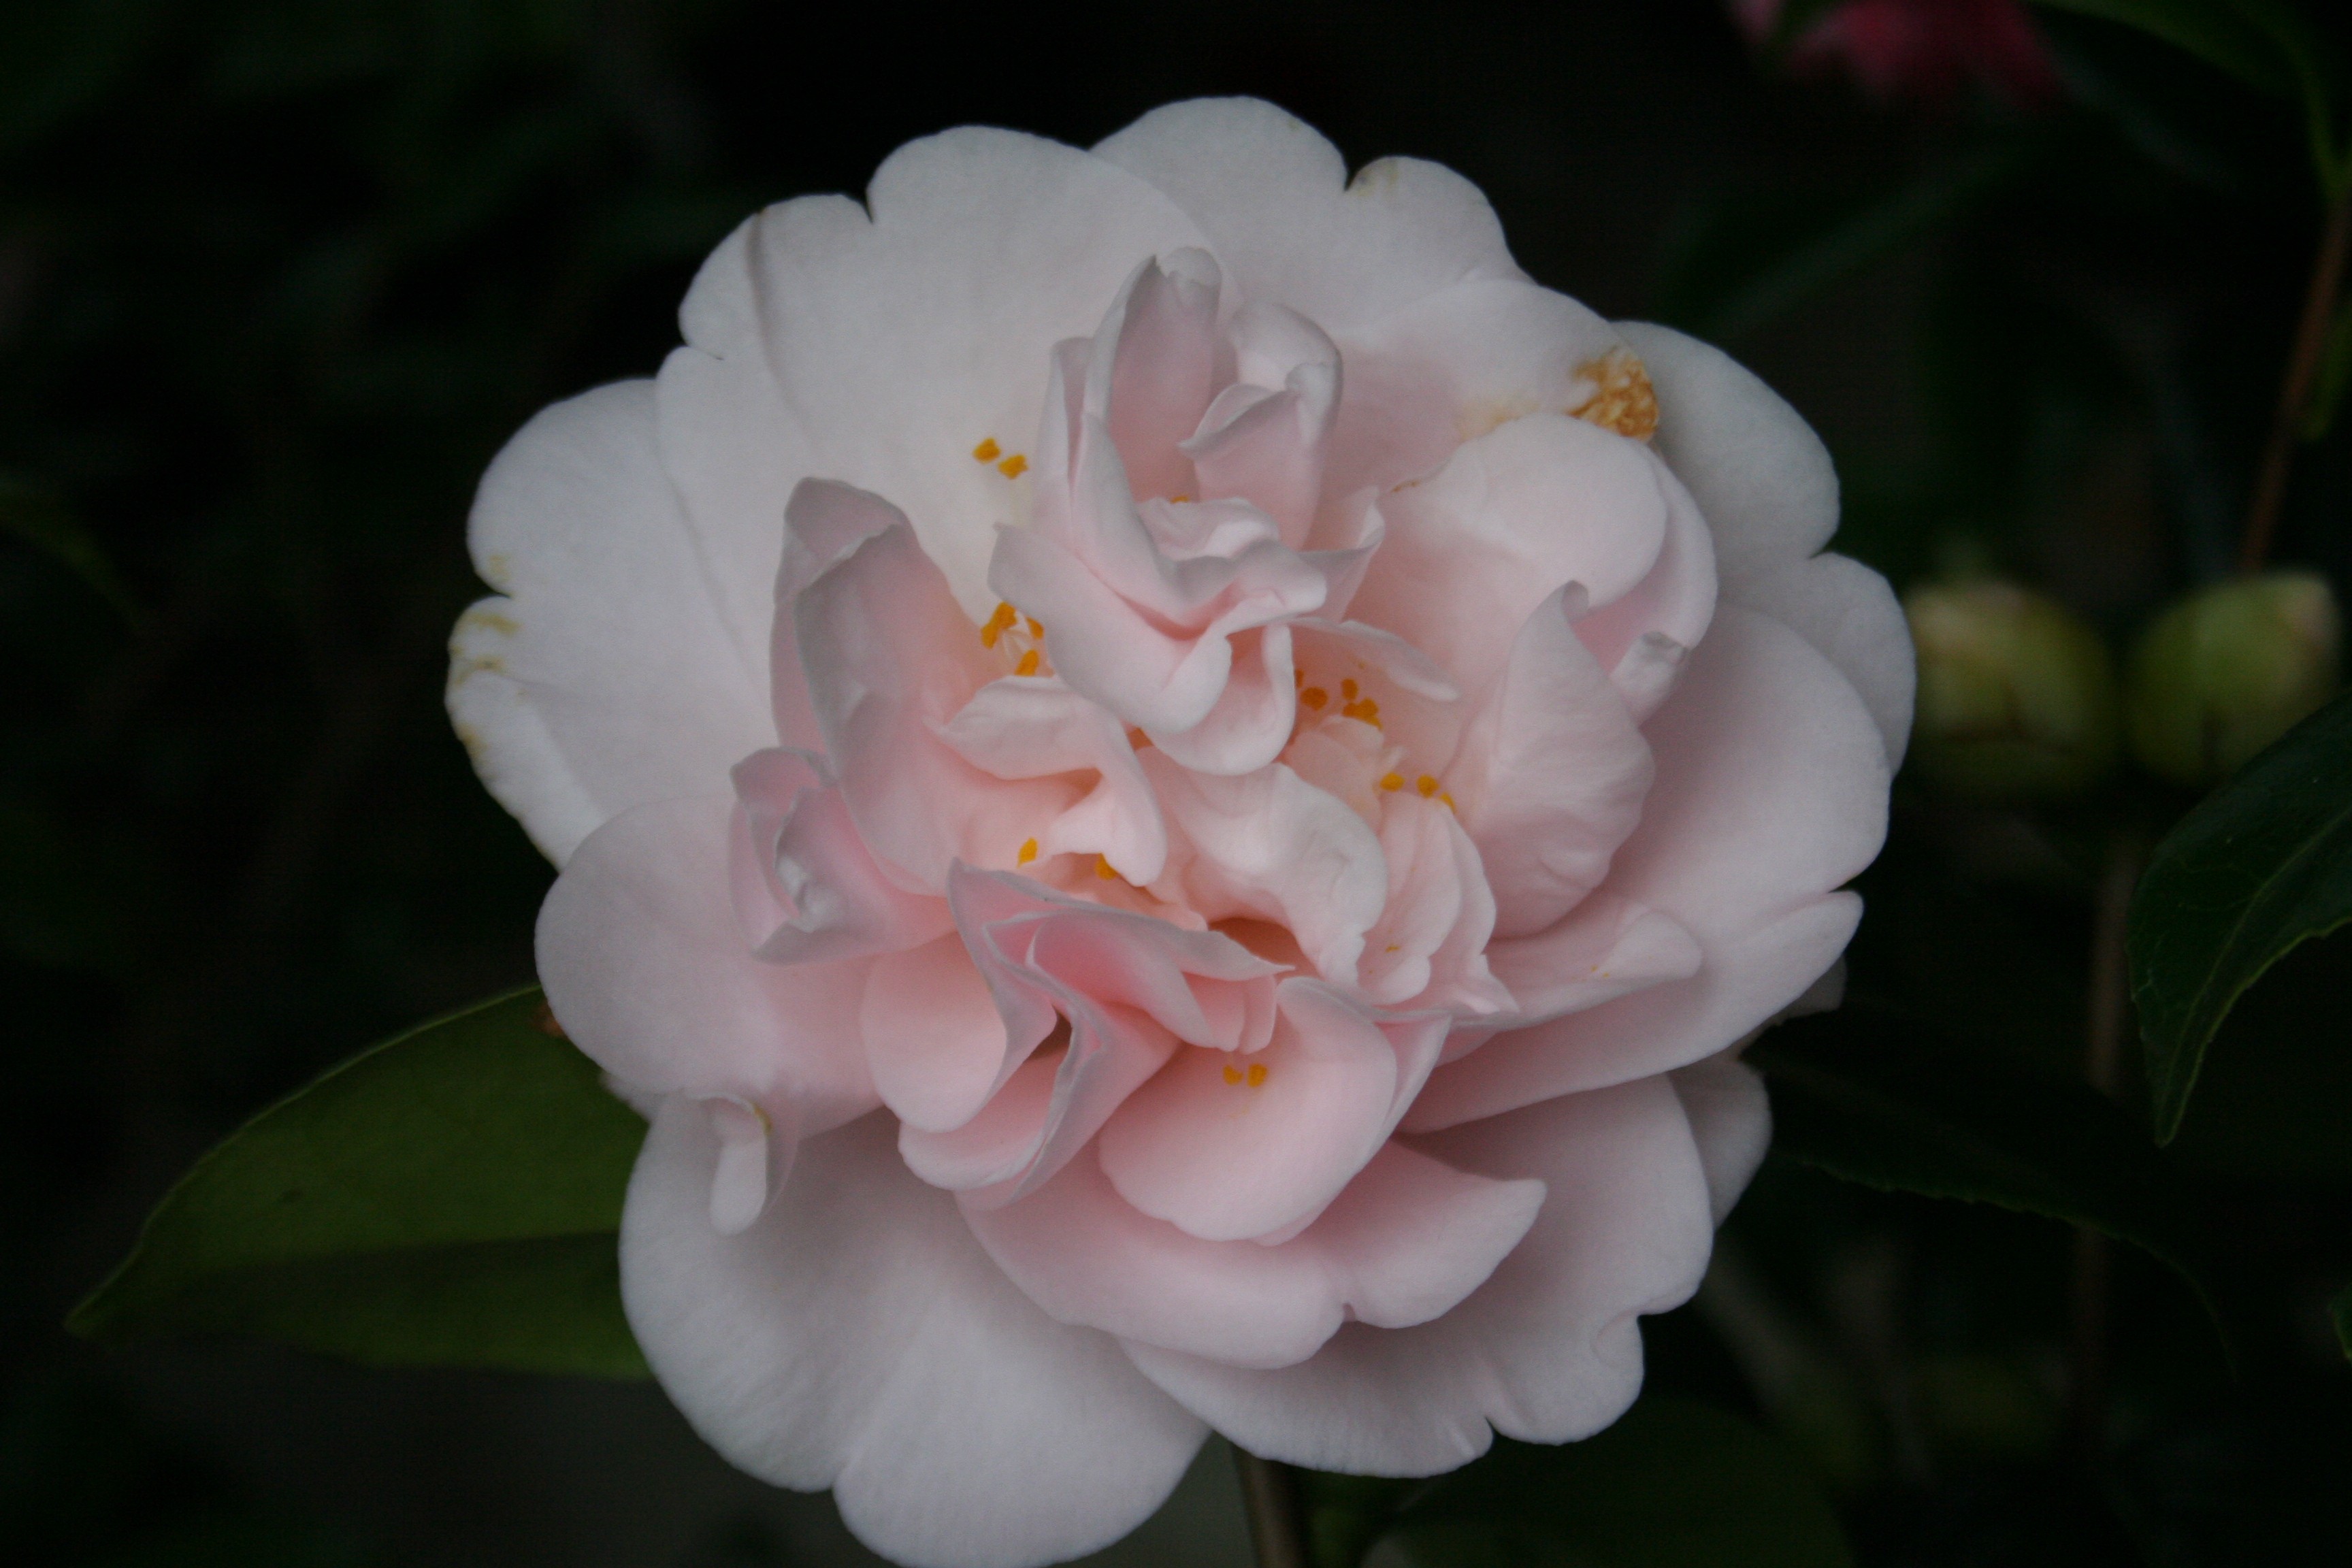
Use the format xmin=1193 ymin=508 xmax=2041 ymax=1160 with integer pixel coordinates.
xmin=7 ymin=2 xmax=2352 ymax=1564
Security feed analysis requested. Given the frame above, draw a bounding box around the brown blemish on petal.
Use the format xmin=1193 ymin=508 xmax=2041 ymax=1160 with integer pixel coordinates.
xmin=1572 ymin=347 xmax=1659 ymax=441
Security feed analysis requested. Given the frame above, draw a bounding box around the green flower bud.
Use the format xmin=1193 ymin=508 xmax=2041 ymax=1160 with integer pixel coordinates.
xmin=1905 ymin=581 xmax=2119 ymax=800
xmin=2125 ymin=570 xmax=2341 ymax=787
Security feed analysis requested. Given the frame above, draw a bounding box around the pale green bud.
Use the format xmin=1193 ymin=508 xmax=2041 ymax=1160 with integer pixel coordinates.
xmin=1905 ymin=581 xmax=2119 ymax=800
xmin=2125 ymin=570 xmax=2340 ymax=787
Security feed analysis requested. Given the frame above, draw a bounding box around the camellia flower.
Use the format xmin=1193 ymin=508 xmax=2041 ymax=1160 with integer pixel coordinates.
xmin=449 ymin=99 xmax=1910 ymax=1568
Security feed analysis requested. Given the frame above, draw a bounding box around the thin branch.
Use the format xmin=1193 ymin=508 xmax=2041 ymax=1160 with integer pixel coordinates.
xmin=1235 ymin=1449 xmax=1313 ymax=1568
xmin=2240 ymin=185 xmax=2352 ymax=572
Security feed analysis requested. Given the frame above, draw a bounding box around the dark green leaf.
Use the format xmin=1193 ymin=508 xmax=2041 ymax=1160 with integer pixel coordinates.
xmin=2029 ymin=0 xmax=2296 ymax=99
xmin=2129 ymin=690 xmax=2352 ymax=1143
xmin=2333 ymin=1284 xmax=2352 ymax=1362
xmin=1750 ymin=1005 xmax=2231 ymax=1357
xmin=1654 ymin=152 xmax=2016 ymax=346
xmin=2031 ymin=0 xmax=2349 ymax=195
xmin=0 ymin=474 xmax=143 ymax=628
xmin=1377 ymin=1397 xmax=1851 ymax=1568
xmin=69 ymin=988 xmax=648 ymax=1377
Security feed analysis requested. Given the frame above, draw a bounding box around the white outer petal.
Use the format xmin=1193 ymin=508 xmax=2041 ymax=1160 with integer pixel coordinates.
xmin=621 ymin=1105 xmax=1205 ymax=1568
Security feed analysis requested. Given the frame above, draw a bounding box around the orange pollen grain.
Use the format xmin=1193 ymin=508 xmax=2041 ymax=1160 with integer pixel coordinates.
xmin=1294 ymin=667 xmax=1305 ymax=687
xmin=1301 ymin=687 xmax=1328 ymax=710
xmin=1170 ymin=493 xmax=1192 ymax=504
xmin=1379 ymin=772 xmax=1405 ymax=791
xmin=1246 ymin=1062 xmax=1268 ymax=1087
xmin=972 ymin=438 xmax=1002 ymax=463
xmin=1439 ymin=791 xmax=1456 ymax=810
xmin=996 ymin=452 xmax=1030 ymax=478
xmin=1341 ymin=679 xmax=1359 ymax=700
xmin=1341 ymin=698 xmax=1380 ymax=725
xmin=1015 ymin=649 xmax=1041 ymax=676
xmin=1417 ymin=774 xmax=1439 ymax=797
xmin=1017 ymin=838 xmax=1039 ymax=866
xmin=1025 ymin=617 xmax=1043 ymax=638
xmin=1222 ymin=1063 xmax=1243 ymax=1085
xmin=1127 ymin=728 xmax=1151 ymax=750
xmin=1095 ymin=855 xmax=1119 ymax=881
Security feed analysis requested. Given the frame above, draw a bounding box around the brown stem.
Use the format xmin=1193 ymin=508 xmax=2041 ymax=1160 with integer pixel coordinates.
xmin=1235 ymin=1450 xmax=1313 ymax=1568
xmin=2068 ymin=828 xmax=2142 ymax=1456
xmin=2240 ymin=187 xmax=2352 ymax=573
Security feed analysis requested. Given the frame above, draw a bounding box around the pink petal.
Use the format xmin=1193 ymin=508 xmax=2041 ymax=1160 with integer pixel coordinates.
xmin=1094 ymin=99 xmax=1523 ymax=333
xmin=621 ymin=1104 xmax=1204 ymax=1568
xmin=1181 ymin=304 xmax=1341 ymax=549
xmin=1448 ymin=587 xmax=1655 ymax=938
xmin=537 ymin=795 xmax=876 ymax=1132
xmin=1731 ymin=552 xmax=1916 ymax=770
xmin=1349 ymin=413 xmax=1671 ymax=699
xmin=1572 ymin=451 xmax=1719 ymax=711
xmin=936 ymin=676 xmax=1168 ymax=883
xmin=663 ymin=131 xmax=1210 ymax=620
xmin=1326 ymin=277 xmax=1631 ymax=494
xmin=729 ymin=748 xmax=953 ymax=964
xmin=1404 ymin=607 xmax=1888 ymax=1128
xmin=796 ymin=504 xmax=1068 ymax=890
xmin=1615 ymin=321 xmax=1839 ymax=594
xmin=898 ymin=868 xmax=1281 ymax=1200
xmin=1671 ymin=1049 xmax=1773 ymax=1224
xmin=451 ymin=381 xmax=772 ymax=863
xmin=1123 ymin=1075 xmax=1714 ymax=1474
xmin=1096 ymin=981 xmax=1402 ymax=1243
xmin=1096 ymin=250 xmax=1222 ymax=504
xmin=967 ymin=1139 xmax=1541 ymax=1369
xmin=862 ymin=934 xmax=1012 ymax=1133
xmin=1484 ymin=893 xmax=1704 ymax=1026
xmin=1140 ymin=751 xmax=1388 ymax=987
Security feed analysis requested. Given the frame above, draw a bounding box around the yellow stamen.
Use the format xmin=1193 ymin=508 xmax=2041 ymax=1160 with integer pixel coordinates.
xmin=996 ymin=452 xmax=1030 ymax=478
xmin=1015 ymin=649 xmax=1041 ymax=676
xmin=1379 ymin=772 xmax=1405 ymax=791
xmin=1341 ymin=698 xmax=1381 ymax=725
xmin=1170 ymin=493 xmax=1192 ymax=504
xmin=1301 ymin=687 xmax=1328 ymax=710
xmin=1439 ymin=791 xmax=1456 ymax=810
xmin=1246 ymin=1062 xmax=1268 ymax=1087
xmin=1017 ymin=838 xmax=1039 ymax=865
xmin=1126 ymin=728 xmax=1151 ymax=750
xmin=1223 ymin=1063 xmax=1243 ymax=1085
xmin=972 ymin=438 xmax=1002 ymax=462
xmin=1095 ymin=855 xmax=1119 ymax=881
xmin=979 ymin=602 xmax=1017 ymax=649
xmin=1571 ymin=347 xmax=1659 ymax=441
xmin=1341 ymin=679 xmax=1358 ymax=700
xmin=1417 ymin=774 xmax=1439 ymax=797
xmin=1025 ymin=617 xmax=1043 ymax=638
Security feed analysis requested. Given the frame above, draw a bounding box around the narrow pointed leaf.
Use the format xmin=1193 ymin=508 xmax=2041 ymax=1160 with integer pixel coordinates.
xmin=69 ymin=987 xmax=649 ymax=1376
xmin=2129 ymin=691 xmax=2352 ymax=1143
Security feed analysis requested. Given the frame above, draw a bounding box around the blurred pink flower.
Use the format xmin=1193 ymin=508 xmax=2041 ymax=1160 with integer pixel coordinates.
xmin=1737 ymin=0 xmax=2062 ymax=105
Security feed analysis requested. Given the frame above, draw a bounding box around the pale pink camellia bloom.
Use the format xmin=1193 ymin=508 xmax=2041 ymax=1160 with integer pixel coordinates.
xmin=448 ymin=99 xmax=1912 ymax=1568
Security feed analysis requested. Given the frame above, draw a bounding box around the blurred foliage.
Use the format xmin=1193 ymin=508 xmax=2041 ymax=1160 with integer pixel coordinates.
xmin=10 ymin=1 xmax=2352 ymax=1566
